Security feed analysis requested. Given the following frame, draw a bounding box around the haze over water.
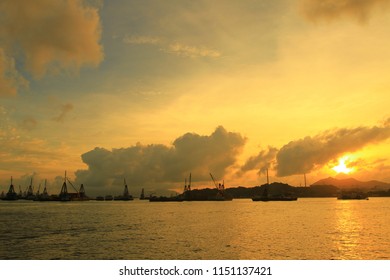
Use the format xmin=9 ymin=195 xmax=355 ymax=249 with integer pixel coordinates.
xmin=1 ymin=198 xmax=390 ymax=260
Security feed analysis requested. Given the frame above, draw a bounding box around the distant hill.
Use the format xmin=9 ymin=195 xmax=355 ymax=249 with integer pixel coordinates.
xmin=311 ymin=177 xmax=390 ymax=190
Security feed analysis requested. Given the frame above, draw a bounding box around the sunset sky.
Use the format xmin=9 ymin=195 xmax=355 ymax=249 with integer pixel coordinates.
xmin=1 ymin=0 xmax=389 ymax=196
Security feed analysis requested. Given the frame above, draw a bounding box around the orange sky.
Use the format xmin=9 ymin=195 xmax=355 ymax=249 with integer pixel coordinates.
xmin=0 ymin=0 xmax=389 ymax=195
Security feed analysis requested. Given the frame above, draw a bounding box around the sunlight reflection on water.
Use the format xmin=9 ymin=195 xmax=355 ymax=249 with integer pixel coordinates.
xmin=1 ymin=198 xmax=390 ymax=259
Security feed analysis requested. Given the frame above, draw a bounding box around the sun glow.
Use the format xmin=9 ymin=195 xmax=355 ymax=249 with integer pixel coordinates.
xmin=332 ymin=156 xmax=354 ymax=174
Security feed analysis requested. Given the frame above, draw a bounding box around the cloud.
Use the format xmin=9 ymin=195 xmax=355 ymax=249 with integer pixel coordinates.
xmin=237 ymin=146 xmax=278 ymax=176
xmin=0 ymin=0 xmax=103 ymax=95
xmin=275 ymin=119 xmax=390 ymax=176
xmin=123 ymin=34 xmax=221 ymax=58
xmin=166 ymin=43 xmax=221 ymax=58
xmin=300 ymin=0 xmax=390 ymax=23
xmin=123 ymin=35 xmax=162 ymax=45
xmin=20 ymin=116 xmax=38 ymax=130
xmin=0 ymin=48 xmax=28 ymax=96
xmin=52 ymin=103 xmax=74 ymax=122
xmin=75 ymin=126 xmax=246 ymax=192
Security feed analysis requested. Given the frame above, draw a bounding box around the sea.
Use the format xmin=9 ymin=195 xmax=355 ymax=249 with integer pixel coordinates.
xmin=1 ymin=198 xmax=390 ymax=260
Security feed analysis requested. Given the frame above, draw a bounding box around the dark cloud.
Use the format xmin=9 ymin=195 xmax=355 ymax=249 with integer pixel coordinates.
xmin=237 ymin=119 xmax=390 ymax=178
xmin=75 ymin=126 xmax=246 ymax=193
xmin=52 ymin=103 xmax=74 ymax=122
xmin=276 ymin=120 xmax=390 ymax=176
xmin=300 ymin=0 xmax=390 ymax=23
xmin=237 ymin=146 xmax=278 ymax=176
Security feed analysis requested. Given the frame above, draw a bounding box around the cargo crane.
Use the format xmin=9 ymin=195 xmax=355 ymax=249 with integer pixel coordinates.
xmin=184 ymin=173 xmax=191 ymax=192
xmin=209 ymin=173 xmax=232 ymax=201
xmin=210 ymin=173 xmax=224 ymax=194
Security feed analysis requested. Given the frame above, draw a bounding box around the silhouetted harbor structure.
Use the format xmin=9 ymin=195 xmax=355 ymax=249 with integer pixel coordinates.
xmin=252 ymin=169 xmax=298 ymax=201
xmin=114 ymin=179 xmax=134 ymax=201
xmin=4 ymin=172 xmax=389 ymax=202
xmin=2 ymin=177 xmax=18 ymax=201
xmin=181 ymin=173 xmax=233 ymax=201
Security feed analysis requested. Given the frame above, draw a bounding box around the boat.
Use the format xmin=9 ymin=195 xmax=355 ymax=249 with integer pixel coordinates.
xmin=70 ymin=183 xmax=90 ymax=201
xmin=34 ymin=180 xmax=53 ymax=201
xmin=58 ymin=171 xmax=90 ymax=201
xmin=104 ymin=195 xmax=113 ymax=201
xmin=20 ymin=177 xmax=36 ymax=200
xmin=149 ymin=195 xmax=184 ymax=202
xmin=114 ymin=179 xmax=134 ymax=201
xmin=252 ymin=184 xmax=298 ymax=201
xmin=252 ymin=169 xmax=297 ymax=201
xmin=58 ymin=171 xmax=71 ymax=201
xmin=337 ymin=192 xmax=369 ymax=200
xmin=1 ymin=177 xmax=18 ymax=201
xmin=139 ymin=188 xmax=152 ymax=200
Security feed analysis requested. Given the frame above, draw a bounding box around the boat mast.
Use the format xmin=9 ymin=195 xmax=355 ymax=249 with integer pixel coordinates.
xmin=266 ymin=168 xmax=269 ymax=185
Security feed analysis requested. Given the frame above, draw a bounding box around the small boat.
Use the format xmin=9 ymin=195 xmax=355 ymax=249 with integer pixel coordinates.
xmin=252 ymin=195 xmax=298 ymax=202
xmin=104 ymin=195 xmax=114 ymax=201
xmin=337 ymin=192 xmax=368 ymax=200
xmin=149 ymin=195 xmax=184 ymax=202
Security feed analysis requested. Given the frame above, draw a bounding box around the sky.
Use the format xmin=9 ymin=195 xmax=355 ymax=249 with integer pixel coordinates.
xmin=1 ymin=0 xmax=390 ymax=196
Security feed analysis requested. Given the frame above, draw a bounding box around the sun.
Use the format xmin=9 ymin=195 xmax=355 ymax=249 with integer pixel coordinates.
xmin=332 ymin=156 xmax=354 ymax=174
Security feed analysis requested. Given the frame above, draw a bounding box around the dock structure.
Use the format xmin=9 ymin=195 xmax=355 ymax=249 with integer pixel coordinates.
xmin=2 ymin=177 xmax=18 ymax=200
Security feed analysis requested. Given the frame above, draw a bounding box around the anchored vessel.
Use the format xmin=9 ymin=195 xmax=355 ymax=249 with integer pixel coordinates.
xmin=114 ymin=179 xmax=134 ymax=201
xmin=337 ymin=192 xmax=369 ymax=200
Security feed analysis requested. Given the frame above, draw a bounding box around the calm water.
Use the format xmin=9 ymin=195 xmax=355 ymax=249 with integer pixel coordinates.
xmin=1 ymin=198 xmax=390 ymax=260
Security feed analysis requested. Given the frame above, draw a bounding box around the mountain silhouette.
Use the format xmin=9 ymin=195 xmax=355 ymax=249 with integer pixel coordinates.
xmin=311 ymin=177 xmax=390 ymax=190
